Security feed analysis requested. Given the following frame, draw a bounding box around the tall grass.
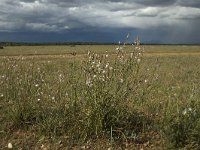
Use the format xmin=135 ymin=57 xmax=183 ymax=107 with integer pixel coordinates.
xmin=0 ymin=40 xmax=200 ymax=149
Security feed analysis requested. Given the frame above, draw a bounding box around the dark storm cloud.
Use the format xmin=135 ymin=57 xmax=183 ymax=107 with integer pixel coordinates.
xmin=177 ymin=0 xmax=200 ymax=8
xmin=107 ymin=0 xmax=177 ymax=6
xmin=0 ymin=0 xmax=200 ymax=43
xmin=134 ymin=0 xmax=177 ymax=6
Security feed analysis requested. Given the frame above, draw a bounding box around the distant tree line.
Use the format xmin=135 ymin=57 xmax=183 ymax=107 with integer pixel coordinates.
xmin=0 ymin=42 xmax=117 ymax=46
xmin=0 ymin=42 xmax=199 ymax=46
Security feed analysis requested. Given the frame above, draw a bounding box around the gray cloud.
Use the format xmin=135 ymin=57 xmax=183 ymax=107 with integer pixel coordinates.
xmin=134 ymin=0 xmax=177 ymax=6
xmin=0 ymin=0 xmax=200 ymax=43
xmin=177 ymin=0 xmax=200 ymax=8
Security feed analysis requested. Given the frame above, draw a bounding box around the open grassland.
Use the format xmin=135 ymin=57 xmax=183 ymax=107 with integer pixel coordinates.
xmin=1 ymin=45 xmax=200 ymax=56
xmin=0 ymin=45 xmax=200 ymax=149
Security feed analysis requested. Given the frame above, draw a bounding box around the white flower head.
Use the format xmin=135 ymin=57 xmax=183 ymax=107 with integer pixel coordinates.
xmin=98 ymin=67 xmax=102 ymax=73
xmin=182 ymin=109 xmax=187 ymax=115
xmin=137 ymin=58 xmax=141 ymax=63
xmin=188 ymin=107 xmax=192 ymax=112
xmin=96 ymin=63 xmax=100 ymax=68
xmin=35 ymin=84 xmax=39 ymax=87
xmin=105 ymin=63 xmax=109 ymax=68
xmin=86 ymin=78 xmax=93 ymax=87
xmin=130 ymin=53 xmax=133 ymax=58
xmin=120 ymin=79 xmax=123 ymax=83
xmin=8 ymin=143 xmax=13 ymax=149
xmin=0 ymin=93 xmax=3 ymax=97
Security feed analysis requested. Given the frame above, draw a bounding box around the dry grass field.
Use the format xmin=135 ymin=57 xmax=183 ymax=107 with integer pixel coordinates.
xmin=0 ymin=45 xmax=200 ymax=149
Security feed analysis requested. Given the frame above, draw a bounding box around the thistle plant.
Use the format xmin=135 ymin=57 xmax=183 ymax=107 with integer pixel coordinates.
xmin=79 ymin=35 xmax=153 ymax=139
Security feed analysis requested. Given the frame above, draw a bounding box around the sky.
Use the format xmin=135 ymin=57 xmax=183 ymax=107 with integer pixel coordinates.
xmin=0 ymin=0 xmax=200 ymax=44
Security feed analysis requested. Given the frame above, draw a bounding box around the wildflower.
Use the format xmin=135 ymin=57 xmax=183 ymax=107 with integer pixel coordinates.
xmin=137 ymin=58 xmax=141 ymax=63
xmin=120 ymin=79 xmax=124 ymax=83
xmin=59 ymin=74 xmax=64 ymax=82
xmin=8 ymin=143 xmax=13 ymax=149
xmin=105 ymin=54 xmax=108 ymax=58
xmin=35 ymin=84 xmax=39 ymax=87
xmin=130 ymin=53 xmax=133 ymax=58
xmin=188 ymin=107 xmax=192 ymax=112
xmin=102 ymin=70 xmax=106 ymax=74
xmin=98 ymin=68 xmax=102 ymax=73
xmin=105 ymin=63 xmax=109 ymax=68
xmin=93 ymin=75 xmax=97 ymax=78
xmin=86 ymin=78 xmax=93 ymax=87
xmin=0 ymin=93 xmax=3 ymax=97
xmin=182 ymin=109 xmax=187 ymax=115
xmin=99 ymin=77 xmax=105 ymax=82
xmin=52 ymin=97 xmax=55 ymax=100
xmin=144 ymin=79 xmax=148 ymax=83
xmin=96 ymin=63 xmax=100 ymax=68
xmin=37 ymin=98 xmax=41 ymax=102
